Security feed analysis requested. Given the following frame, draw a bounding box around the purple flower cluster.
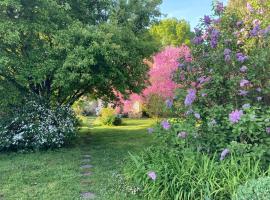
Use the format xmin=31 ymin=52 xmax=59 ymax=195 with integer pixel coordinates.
xmin=242 ymin=103 xmax=251 ymax=109
xmin=198 ymin=76 xmax=211 ymax=84
xmin=240 ymin=66 xmax=248 ymax=72
xmin=250 ymin=25 xmax=261 ymax=37
xmin=247 ymin=3 xmax=254 ymax=13
xmin=204 ymin=15 xmax=211 ymax=25
xmin=184 ymin=89 xmax=196 ymax=106
xmin=229 ymin=109 xmax=243 ymax=124
xmin=147 ymin=171 xmax=157 ymax=180
xmin=239 ymin=90 xmax=248 ymax=96
xmin=256 ymin=87 xmax=262 ymax=92
xmin=236 ymin=53 xmax=248 ymax=63
xmin=178 ymin=131 xmax=187 ymax=139
xmin=220 ymin=148 xmax=230 ymax=161
xmin=165 ymin=99 xmax=173 ymax=108
xmin=161 ymin=120 xmax=170 ymax=130
xmin=210 ymin=29 xmax=220 ymax=48
xmin=194 ymin=113 xmax=201 ymax=119
xmin=192 ymin=36 xmax=204 ymax=45
xmin=215 ymin=1 xmax=224 ymax=15
xmin=266 ymin=127 xmax=270 ymax=134
xmin=224 ymin=48 xmax=231 ymax=63
xmin=240 ymin=79 xmax=250 ymax=87
xmin=147 ymin=128 xmax=154 ymax=134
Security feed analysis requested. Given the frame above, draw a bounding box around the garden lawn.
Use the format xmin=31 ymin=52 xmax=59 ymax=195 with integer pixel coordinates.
xmin=0 ymin=118 xmax=156 ymax=200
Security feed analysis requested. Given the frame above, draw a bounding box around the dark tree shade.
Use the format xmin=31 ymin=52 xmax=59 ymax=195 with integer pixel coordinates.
xmin=0 ymin=0 xmax=162 ymax=107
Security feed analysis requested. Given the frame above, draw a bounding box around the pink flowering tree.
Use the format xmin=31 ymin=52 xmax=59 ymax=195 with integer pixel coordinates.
xmin=117 ymin=45 xmax=191 ymax=116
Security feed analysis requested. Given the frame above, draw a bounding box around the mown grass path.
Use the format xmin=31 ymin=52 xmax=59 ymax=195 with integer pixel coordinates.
xmin=0 ymin=118 xmax=155 ymax=200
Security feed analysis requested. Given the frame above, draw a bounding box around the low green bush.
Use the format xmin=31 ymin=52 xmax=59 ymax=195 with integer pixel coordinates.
xmin=97 ymin=107 xmax=122 ymax=126
xmin=234 ymin=176 xmax=270 ymax=200
xmin=125 ymin=146 xmax=268 ymax=200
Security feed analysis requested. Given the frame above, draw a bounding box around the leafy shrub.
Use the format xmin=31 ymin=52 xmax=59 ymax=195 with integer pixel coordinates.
xmin=0 ymin=100 xmax=77 ymax=151
xmin=125 ymin=146 xmax=267 ymax=200
xmin=234 ymin=176 xmax=270 ymax=200
xmin=171 ymin=0 xmax=270 ymax=163
xmin=145 ymin=94 xmax=171 ymax=118
xmin=97 ymin=107 xmax=122 ymax=126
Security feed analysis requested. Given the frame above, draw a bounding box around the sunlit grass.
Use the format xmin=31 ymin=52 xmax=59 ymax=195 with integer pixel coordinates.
xmin=0 ymin=118 xmax=156 ymax=200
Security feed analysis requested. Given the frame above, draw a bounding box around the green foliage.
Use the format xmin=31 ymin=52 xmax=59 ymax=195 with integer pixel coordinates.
xmin=0 ymin=0 xmax=162 ymax=107
xmin=234 ymin=176 xmax=270 ymax=200
xmin=125 ymin=146 xmax=267 ymax=200
xmin=150 ymin=18 xmax=192 ymax=46
xmin=145 ymin=94 xmax=171 ymax=118
xmin=97 ymin=107 xmax=122 ymax=126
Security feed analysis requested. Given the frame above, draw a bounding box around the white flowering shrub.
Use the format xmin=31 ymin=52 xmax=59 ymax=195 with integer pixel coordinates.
xmin=0 ymin=101 xmax=77 ymax=151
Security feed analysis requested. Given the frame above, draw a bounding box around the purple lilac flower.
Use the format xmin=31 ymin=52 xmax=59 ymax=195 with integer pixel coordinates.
xmin=224 ymin=55 xmax=231 ymax=63
xmin=224 ymin=48 xmax=232 ymax=62
xmin=237 ymin=21 xmax=243 ymax=27
xmin=178 ymin=131 xmax=187 ymax=139
xmin=229 ymin=110 xmax=243 ymax=124
xmin=253 ymin=19 xmax=261 ymax=26
xmin=192 ymin=36 xmax=204 ymax=45
xmin=204 ymin=15 xmax=211 ymax=25
xmin=236 ymin=53 xmax=248 ymax=63
xmin=147 ymin=171 xmax=157 ymax=180
xmin=263 ymin=26 xmax=270 ymax=35
xmin=240 ymin=66 xmax=248 ymax=72
xmin=247 ymin=3 xmax=254 ymax=13
xmin=194 ymin=28 xmax=202 ymax=36
xmin=147 ymin=128 xmax=154 ymax=134
xmin=201 ymin=93 xmax=207 ymax=97
xmin=161 ymin=120 xmax=170 ymax=130
xmin=194 ymin=113 xmax=201 ymax=119
xmin=257 ymin=96 xmax=262 ymax=101
xmin=250 ymin=25 xmax=261 ymax=37
xmin=198 ymin=76 xmax=211 ymax=84
xmin=239 ymin=90 xmax=248 ymax=96
xmin=210 ymin=29 xmax=220 ymax=48
xmin=256 ymin=87 xmax=262 ymax=92
xmin=220 ymin=148 xmax=230 ymax=161
xmin=215 ymin=2 xmax=224 ymax=15
xmin=165 ymin=99 xmax=173 ymax=108
xmin=266 ymin=127 xmax=270 ymax=134
xmin=224 ymin=48 xmax=231 ymax=56
xmin=213 ymin=18 xmax=221 ymax=24
xmin=184 ymin=89 xmax=196 ymax=106
xmin=240 ymin=79 xmax=250 ymax=87
xmin=242 ymin=103 xmax=251 ymax=109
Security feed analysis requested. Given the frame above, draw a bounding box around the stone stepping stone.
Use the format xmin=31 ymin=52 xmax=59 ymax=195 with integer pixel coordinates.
xmin=81 ymin=159 xmax=91 ymax=163
xmin=81 ymin=164 xmax=93 ymax=169
xmin=81 ymin=171 xmax=92 ymax=176
xmin=81 ymin=192 xmax=95 ymax=199
xmin=82 ymin=155 xmax=91 ymax=158
xmin=80 ymin=180 xmax=92 ymax=185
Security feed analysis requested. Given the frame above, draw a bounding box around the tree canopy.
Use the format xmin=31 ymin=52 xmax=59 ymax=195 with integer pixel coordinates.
xmin=149 ymin=18 xmax=192 ymax=47
xmin=0 ymin=0 xmax=162 ymax=108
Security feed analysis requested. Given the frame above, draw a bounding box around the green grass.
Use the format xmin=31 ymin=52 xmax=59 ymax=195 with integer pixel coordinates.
xmin=0 ymin=118 xmax=156 ymax=200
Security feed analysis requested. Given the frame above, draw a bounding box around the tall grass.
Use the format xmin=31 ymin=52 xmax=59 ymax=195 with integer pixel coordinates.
xmin=125 ymin=147 xmax=269 ymax=200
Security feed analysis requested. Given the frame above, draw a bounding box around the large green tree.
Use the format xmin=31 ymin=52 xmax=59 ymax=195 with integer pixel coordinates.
xmin=149 ymin=18 xmax=192 ymax=47
xmin=0 ymin=0 xmax=161 ymax=107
